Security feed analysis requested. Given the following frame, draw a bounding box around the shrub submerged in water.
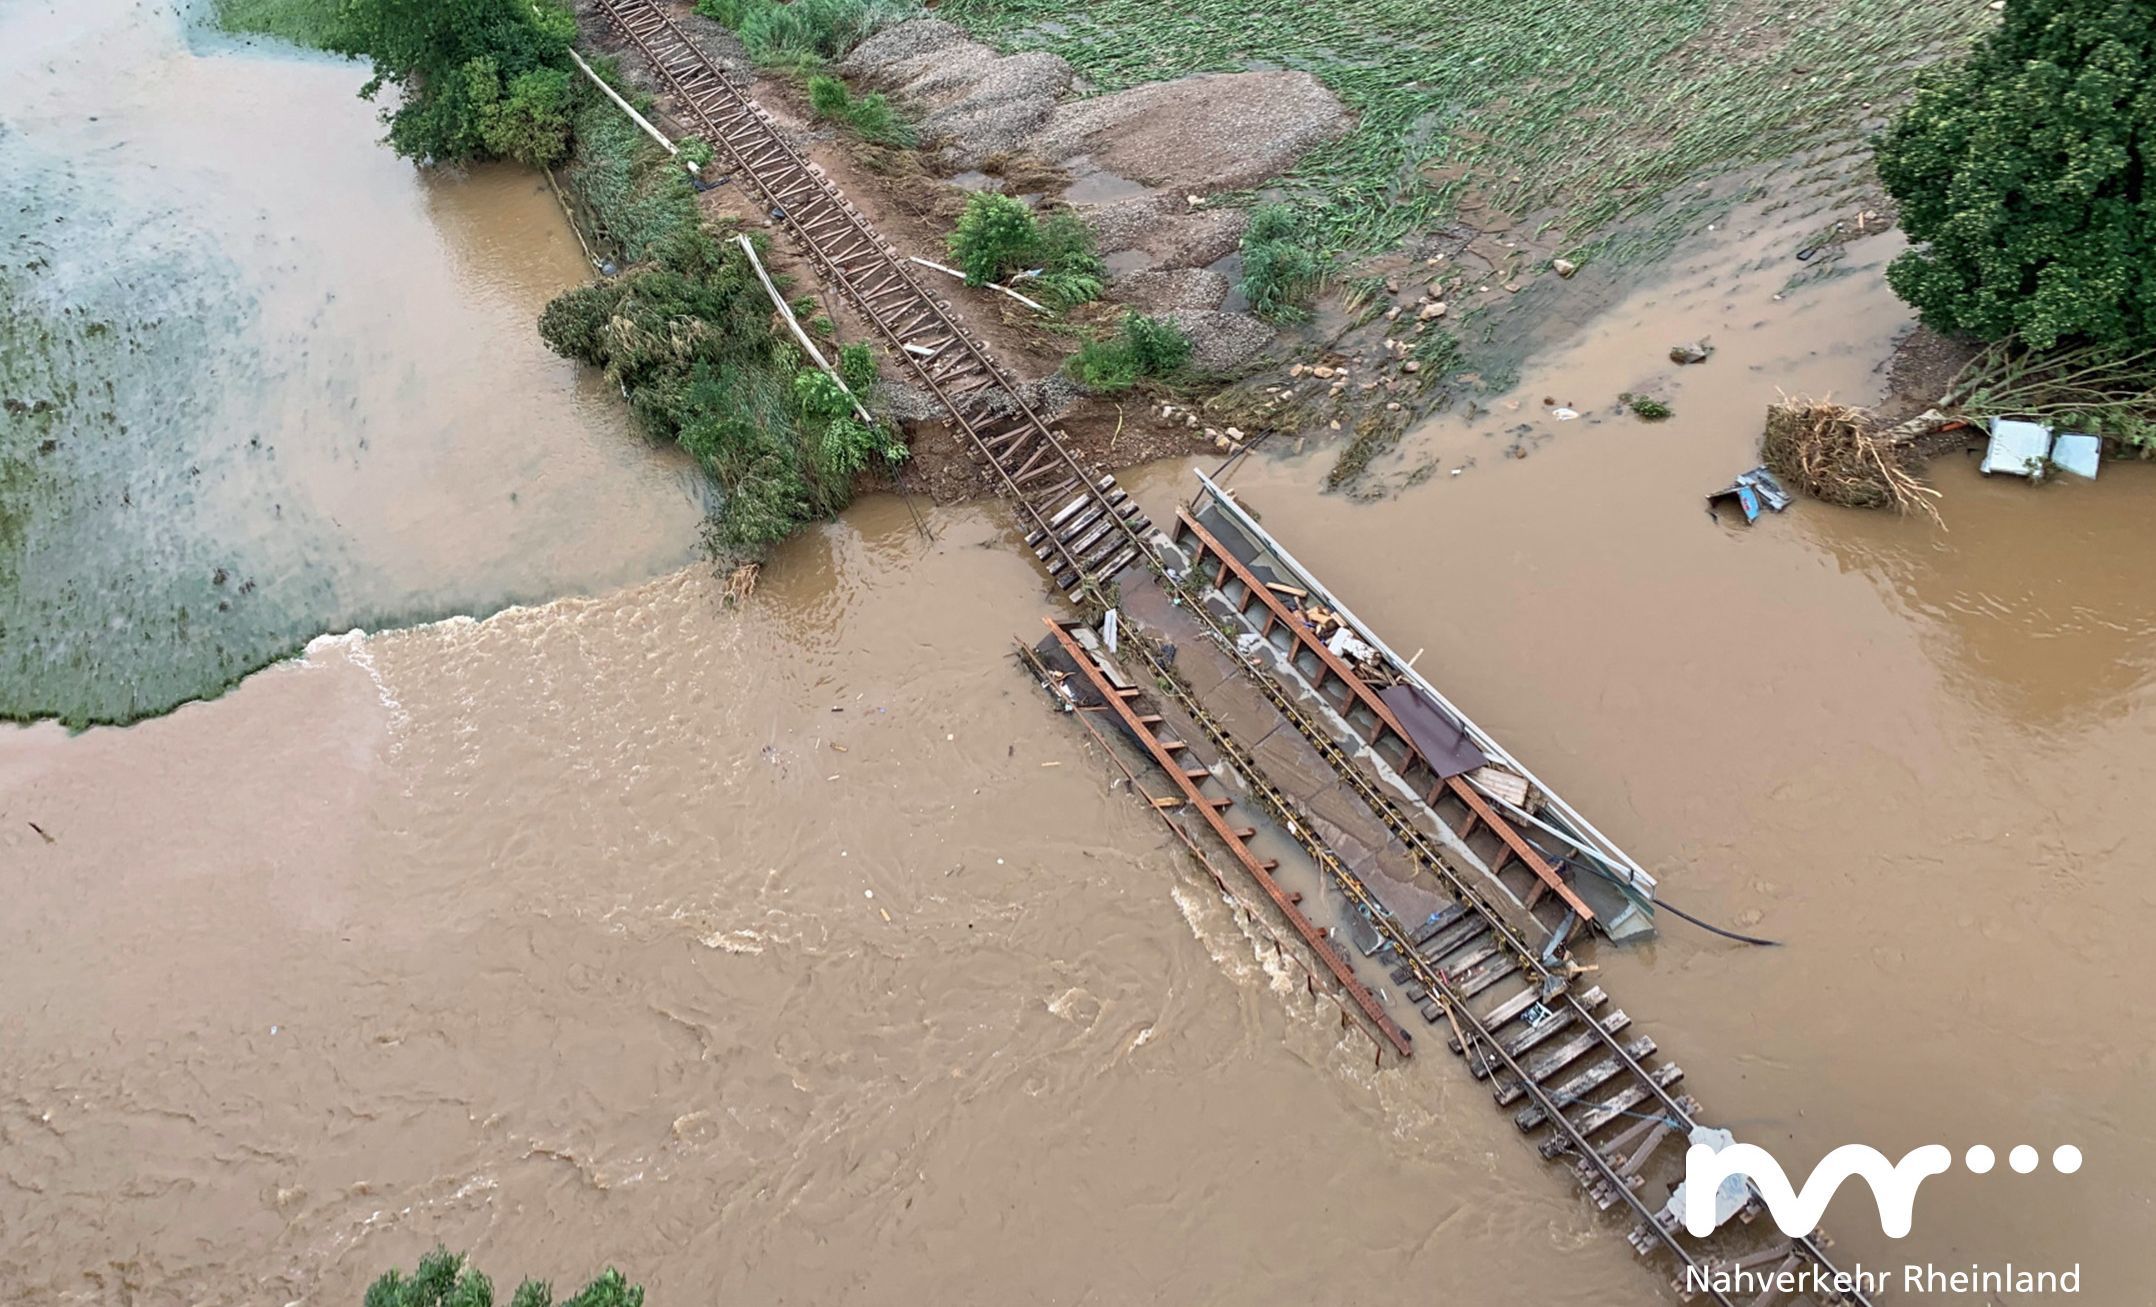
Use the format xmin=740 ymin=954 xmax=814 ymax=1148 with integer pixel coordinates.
xmin=332 ymin=0 xmax=579 ymax=166
xmin=540 ymin=227 xmax=901 ymax=558
xmin=364 ymin=1248 xmax=642 ymax=1307
xmin=1237 ymin=204 xmax=1325 ymax=322
xmin=1876 ymin=0 xmax=2156 ymax=349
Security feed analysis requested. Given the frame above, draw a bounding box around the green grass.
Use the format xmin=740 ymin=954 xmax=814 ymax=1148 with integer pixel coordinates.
xmin=696 ymin=0 xmax=912 ymax=68
xmin=212 ymin=0 xmax=342 ymax=48
xmin=1069 ymin=313 xmax=1193 ymax=391
xmin=560 ymin=91 xmax=703 ymax=264
xmin=938 ymin=0 xmax=1993 ymax=262
xmin=806 ymin=74 xmax=919 ymax=147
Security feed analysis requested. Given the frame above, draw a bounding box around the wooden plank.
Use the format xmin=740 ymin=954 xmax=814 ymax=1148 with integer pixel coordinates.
xmin=1513 ymin=1036 xmax=1658 ymax=1127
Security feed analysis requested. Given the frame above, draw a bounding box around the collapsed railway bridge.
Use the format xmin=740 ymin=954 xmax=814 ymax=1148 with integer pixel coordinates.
xmin=591 ymin=5 xmax=1874 ymax=1301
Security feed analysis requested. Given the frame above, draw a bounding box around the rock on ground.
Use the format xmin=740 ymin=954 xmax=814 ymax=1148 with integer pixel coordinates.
xmin=842 ymin=20 xmax=1071 ymax=167
xmin=1029 ymin=73 xmax=1351 ymax=193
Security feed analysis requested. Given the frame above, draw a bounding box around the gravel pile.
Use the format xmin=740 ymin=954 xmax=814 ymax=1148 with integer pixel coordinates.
xmin=1110 ymin=267 xmax=1230 ymax=313
xmin=881 ymin=373 xmax=1083 ymax=425
xmin=1031 ymin=72 xmax=1350 ymax=193
xmin=843 ymin=20 xmax=1072 ymax=166
xmin=1162 ymin=310 xmax=1276 ymax=374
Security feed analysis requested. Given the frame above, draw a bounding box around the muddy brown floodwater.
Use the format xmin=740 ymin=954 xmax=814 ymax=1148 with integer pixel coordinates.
xmin=1128 ymin=204 xmax=2154 ymax=1289
xmin=3 ymin=38 xmax=2150 ymax=1307
xmin=0 ymin=0 xmax=702 ymax=725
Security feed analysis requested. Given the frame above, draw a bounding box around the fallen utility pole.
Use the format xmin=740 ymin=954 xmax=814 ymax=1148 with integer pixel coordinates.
xmin=907 ymin=255 xmax=1050 ymax=314
xmin=735 ymin=234 xmax=877 ymax=428
xmin=567 ymin=48 xmax=683 ymax=162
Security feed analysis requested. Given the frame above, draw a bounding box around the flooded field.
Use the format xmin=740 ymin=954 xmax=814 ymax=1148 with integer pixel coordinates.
xmin=0 ymin=0 xmax=702 ymax=725
xmin=1129 ymin=208 xmax=2152 ymax=1285
xmin=3 ymin=9 xmax=2149 ymax=1304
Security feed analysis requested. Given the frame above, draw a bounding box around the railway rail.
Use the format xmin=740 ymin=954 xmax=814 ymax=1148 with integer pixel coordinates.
xmin=1034 ymin=611 xmax=1874 ymax=1307
xmin=588 ymin=9 xmax=1870 ymax=1301
xmin=592 ymin=0 xmax=1148 ymax=599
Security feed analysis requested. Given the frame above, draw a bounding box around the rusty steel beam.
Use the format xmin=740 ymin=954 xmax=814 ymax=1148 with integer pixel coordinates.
xmin=1041 ymin=619 xmax=1415 ymax=1059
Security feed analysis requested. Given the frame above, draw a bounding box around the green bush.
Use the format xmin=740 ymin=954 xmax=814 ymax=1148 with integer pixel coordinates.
xmin=539 ymin=228 xmax=895 ymax=557
xmin=677 ymin=135 xmax=717 ymax=169
xmin=805 ymin=74 xmax=917 ymax=147
xmin=1027 ymin=209 xmax=1104 ymax=308
xmin=1070 ymin=312 xmax=1193 ymax=391
xmin=949 ymin=192 xmax=1038 ymax=286
xmin=1238 ymin=203 xmax=1325 ymax=322
xmin=475 ymin=65 xmax=575 ymax=168
xmin=332 ymin=0 xmax=577 ymax=166
xmin=1876 ymin=0 xmax=2156 ymax=348
xmin=697 ymin=0 xmax=905 ymax=68
xmin=946 ymin=194 xmax=1102 ymax=308
xmin=838 ymin=341 xmax=879 ymax=393
xmin=364 ymin=1248 xmax=641 ymax=1307
xmin=807 ymin=74 xmax=852 ymax=118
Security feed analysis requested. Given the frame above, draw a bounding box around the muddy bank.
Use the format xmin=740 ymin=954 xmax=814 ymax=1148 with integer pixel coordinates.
xmin=0 ymin=0 xmax=702 ymax=725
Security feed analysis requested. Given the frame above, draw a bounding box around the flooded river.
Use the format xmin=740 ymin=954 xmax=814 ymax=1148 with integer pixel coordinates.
xmin=3 ymin=10 xmax=2150 ymax=1304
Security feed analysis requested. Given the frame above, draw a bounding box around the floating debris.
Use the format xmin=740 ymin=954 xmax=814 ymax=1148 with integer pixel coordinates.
xmin=1705 ymin=467 xmax=1792 ymax=525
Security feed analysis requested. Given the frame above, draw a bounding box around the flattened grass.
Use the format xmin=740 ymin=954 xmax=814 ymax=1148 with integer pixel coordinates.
xmin=939 ymin=0 xmax=1992 ymax=261
xmin=212 ymin=0 xmax=341 ymax=48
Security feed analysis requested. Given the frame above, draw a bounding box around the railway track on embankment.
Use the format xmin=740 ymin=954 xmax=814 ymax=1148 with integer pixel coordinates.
xmin=593 ymin=8 xmax=1869 ymax=1302
xmin=592 ymin=0 xmax=1148 ymax=599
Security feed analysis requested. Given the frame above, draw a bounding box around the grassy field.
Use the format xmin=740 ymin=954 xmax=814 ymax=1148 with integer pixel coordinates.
xmin=212 ymin=0 xmax=340 ymax=48
xmin=939 ymin=0 xmax=1992 ymax=263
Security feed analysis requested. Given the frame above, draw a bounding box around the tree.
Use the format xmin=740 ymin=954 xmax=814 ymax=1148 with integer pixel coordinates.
xmin=331 ymin=0 xmax=579 ymax=166
xmin=1876 ymin=0 xmax=2156 ymax=348
xmin=364 ymin=1248 xmax=643 ymax=1307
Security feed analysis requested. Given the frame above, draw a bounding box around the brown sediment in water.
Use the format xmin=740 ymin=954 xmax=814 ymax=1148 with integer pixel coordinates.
xmin=6 ymin=16 xmax=2154 ymax=1305
xmin=0 ymin=0 xmax=702 ymax=725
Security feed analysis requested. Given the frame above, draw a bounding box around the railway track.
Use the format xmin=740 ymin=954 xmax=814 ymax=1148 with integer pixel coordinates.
xmin=588 ymin=7 xmax=1869 ymax=1299
xmin=1035 ymin=611 xmax=1874 ymax=1307
xmin=591 ymin=0 xmax=1148 ymax=598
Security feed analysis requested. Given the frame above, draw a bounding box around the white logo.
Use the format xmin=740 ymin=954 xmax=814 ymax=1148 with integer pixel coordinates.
xmin=1681 ymin=1135 xmax=2082 ymax=1238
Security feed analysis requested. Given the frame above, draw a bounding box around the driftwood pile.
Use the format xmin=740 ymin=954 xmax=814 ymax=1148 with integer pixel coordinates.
xmin=1761 ymin=400 xmax=1947 ymax=521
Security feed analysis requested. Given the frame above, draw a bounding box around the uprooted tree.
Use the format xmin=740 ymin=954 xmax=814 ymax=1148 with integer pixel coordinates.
xmin=1875 ymin=0 xmax=2155 ymax=349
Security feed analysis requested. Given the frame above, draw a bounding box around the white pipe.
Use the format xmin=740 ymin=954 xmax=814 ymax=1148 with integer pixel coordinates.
xmin=908 ymin=255 xmax=1050 ymax=313
xmin=735 ymin=235 xmax=877 ymax=428
xmin=568 ymin=49 xmax=681 ymax=160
